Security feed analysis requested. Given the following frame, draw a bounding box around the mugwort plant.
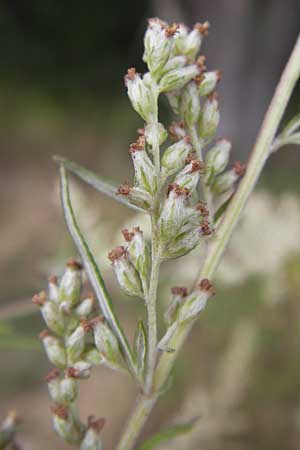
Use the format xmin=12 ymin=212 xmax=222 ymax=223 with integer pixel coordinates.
xmin=28 ymin=18 xmax=300 ymax=450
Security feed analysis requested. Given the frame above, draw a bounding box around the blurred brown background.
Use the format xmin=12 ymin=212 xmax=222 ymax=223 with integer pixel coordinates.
xmin=1 ymin=0 xmax=300 ymax=449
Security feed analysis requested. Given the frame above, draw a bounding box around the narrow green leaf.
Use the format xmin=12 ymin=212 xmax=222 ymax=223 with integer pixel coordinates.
xmin=133 ymin=320 xmax=147 ymax=375
xmin=59 ymin=164 xmax=137 ymax=375
xmin=54 ymin=155 xmax=144 ymax=212
xmin=214 ymin=193 xmax=233 ymax=223
xmin=135 ymin=417 xmax=199 ymax=450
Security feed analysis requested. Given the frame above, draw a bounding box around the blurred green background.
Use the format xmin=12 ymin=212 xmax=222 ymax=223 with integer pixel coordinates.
xmin=1 ymin=0 xmax=300 ymax=449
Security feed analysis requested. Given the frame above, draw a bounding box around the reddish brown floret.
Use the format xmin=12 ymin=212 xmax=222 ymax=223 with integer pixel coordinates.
xmin=196 ymin=201 xmax=210 ymax=218
xmin=88 ymin=416 xmax=106 ymax=432
xmin=168 ymin=183 xmax=190 ymax=197
xmin=51 ymin=403 xmax=68 ymax=420
xmin=165 ymin=23 xmax=179 ymax=37
xmin=65 ymin=367 xmax=80 ymax=378
xmin=200 ymin=220 xmax=214 ymax=236
xmin=207 ymin=91 xmax=218 ymax=102
xmin=196 ymin=55 xmax=207 ymax=73
xmin=89 ymin=316 xmax=105 ymax=328
xmin=67 ymin=258 xmax=83 ymax=271
xmin=44 ymin=368 xmax=60 ymax=382
xmin=171 ymin=287 xmax=188 ymax=297
xmin=124 ymin=67 xmax=137 ymax=85
xmin=186 ymin=159 xmax=205 ymax=173
xmin=233 ymin=161 xmax=247 ymax=177
xmin=80 ymin=318 xmax=92 ymax=333
xmin=193 ymin=73 xmax=205 ymax=86
xmin=117 ymin=182 xmax=131 ymax=196
xmin=194 ymin=21 xmax=210 ymax=36
xmin=39 ymin=329 xmax=50 ymax=340
xmin=186 ymin=151 xmax=198 ymax=164
xmin=48 ymin=275 xmax=58 ymax=285
xmin=108 ymin=246 xmax=127 ymax=262
xmin=199 ymin=278 xmax=215 ymax=295
xmin=129 ymin=136 xmax=146 ymax=153
xmin=32 ymin=291 xmax=47 ymax=306
xmin=168 ymin=121 xmax=185 ymax=141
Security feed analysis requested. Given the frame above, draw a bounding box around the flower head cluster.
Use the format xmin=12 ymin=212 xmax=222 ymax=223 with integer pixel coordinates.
xmin=33 ymin=258 xmax=126 ymax=449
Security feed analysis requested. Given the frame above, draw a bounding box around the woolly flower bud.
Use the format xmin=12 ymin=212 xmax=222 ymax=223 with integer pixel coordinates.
xmin=122 ymin=227 xmax=151 ymax=284
xmin=168 ymin=120 xmax=186 ymax=141
xmin=48 ymin=276 xmax=59 ymax=303
xmin=143 ymin=18 xmax=176 ymax=77
xmin=144 ymin=122 xmax=168 ymax=147
xmin=173 ymin=22 xmax=209 ymax=60
xmin=91 ymin=317 xmax=125 ymax=371
xmin=76 ymin=295 xmax=95 ymax=317
xmin=40 ymin=330 xmax=66 ymax=368
xmin=45 ymin=369 xmax=61 ymax=402
xmin=70 ymin=361 xmax=92 ymax=379
xmin=161 ymin=137 xmax=192 ymax=177
xmin=33 ymin=292 xmax=65 ymax=336
xmin=60 ymin=376 xmax=78 ymax=404
xmin=165 ymin=90 xmax=181 ymax=114
xmin=129 ymin=137 xmax=157 ymax=195
xmin=212 ymin=161 xmax=246 ymax=195
xmin=80 ymin=416 xmax=105 ymax=450
xmin=162 ymin=55 xmax=187 ymax=75
xmin=124 ymin=68 xmax=155 ymax=122
xmin=198 ymin=93 xmax=220 ymax=140
xmin=66 ymin=320 xmax=90 ymax=363
xmin=117 ymin=182 xmax=152 ymax=211
xmin=51 ymin=404 xmax=81 ymax=443
xmin=197 ymin=70 xmax=221 ymax=96
xmin=58 ymin=259 xmax=82 ymax=307
xmin=159 ymin=64 xmax=200 ymax=93
xmin=205 ymin=139 xmax=232 ymax=183
xmin=108 ymin=246 xmax=143 ymax=298
xmin=159 ymin=184 xmax=192 ymax=241
xmin=173 ymin=159 xmax=205 ymax=194
xmin=165 ymin=287 xmax=188 ymax=325
xmin=178 ymin=279 xmax=215 ymax=324
xmin=180 ymin=81 xmax=201 ymax=127
xmin=163 ymin=227 xmax=202 ymax=259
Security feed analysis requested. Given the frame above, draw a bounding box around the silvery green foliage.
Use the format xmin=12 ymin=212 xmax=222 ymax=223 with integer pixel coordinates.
xmin=33 ymin=260 xmax=107 ymax=448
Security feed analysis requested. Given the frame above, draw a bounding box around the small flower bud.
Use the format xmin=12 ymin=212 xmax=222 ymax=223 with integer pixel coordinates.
xmin=108 ymin=246 xmax=143 ymax=298
xmin=80 ymin=417 xmax=105 ymax=450
xmin=144 ymin=122 xmax=168 ymax=147
xmin=161 ymin=137 xmax=192 ymax=177
xmin=205 ymin=139 xmax=232 ymax=184
xmin=165 ymin=90 xmax=181 ymax=114
xmin=40 ymin=330 xmax=66 ymax=368
xmin=91 ymin=317 xmax=125 ymax=372
xmin=163 ymin=227 xmax=202 ymax=259
xmin=124 ymin=68 xmax=155 ymax=122
xmin=197 ymin=70 xmax=221 ymax=96
xmin=69 ymin=361 xmax=92 ymax=378
xmin=159 ymin=184 xmax=193 ymax=241
xmin=75 ymin=295 xmax=95 ymax=317
xmin=173 ymin=159 xmax=205 ymax=194
xmin=130 ymin=137 xmax=157 ymax=195
xmin=165 ymin=287 xmax=188 ymax=325
xmin=211 ymin=168 xmax=239 ymax=195
xmin=40 ymin=299 xmax=65 ymax=336
xmin=159 ymin=64 xmax=200 ymax=93
xmin=48 ymin=276 xmax=59 ymax=303
xmin=84 ymin=348 xmax=102 ymax=367
xmin=45 ymin=368 xmax=61 ymax=402
xmin=60 ymin=376 xmax=78 ymax=404
xmin=173 ymin=22 xmax=209 ymax=60
xmin=168 ymin=120 xmax=186 ymax=141
xmin=117 ymin=182 xmax=152 ymax=211
xmin=51 ymin=404 xmax=81 ymax=443
xmin=178 ymin=279 xmax=215 ymax=323
xmin=122 ymin=227 xmax=151 ymax=286
xmin=180 ymin=81 xmax=201 ymax=127
xmin=143 ymin=18 xmax=175 ymax=77
xmin=58 ymin=259 xmax=82 ymax=307
xmin=66 ymin=321 xmax=90 ymax=363
xmin=162 ymin=55 xmax=187 ymax=75
xmin=198 ymin=93 xmax=220 ymax=140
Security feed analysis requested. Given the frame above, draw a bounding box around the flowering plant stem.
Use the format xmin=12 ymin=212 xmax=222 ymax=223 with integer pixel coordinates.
xmin=116 ymin=32 xmax=300 ymax=450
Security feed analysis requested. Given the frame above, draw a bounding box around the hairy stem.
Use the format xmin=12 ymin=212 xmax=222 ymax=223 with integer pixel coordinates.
xmin=117 ymin=31 xmax=300 ymax=450
xmin=145 ymin=216 xmax=161 ymax=394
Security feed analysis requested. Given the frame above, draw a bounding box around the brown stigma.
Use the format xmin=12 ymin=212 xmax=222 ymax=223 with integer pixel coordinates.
xmin=108 ymin=246 xmax=127 ymax=262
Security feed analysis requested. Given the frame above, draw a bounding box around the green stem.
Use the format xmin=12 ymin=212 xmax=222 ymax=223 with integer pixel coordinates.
xmin=116 ymin=32 xmax=300 ymax=450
